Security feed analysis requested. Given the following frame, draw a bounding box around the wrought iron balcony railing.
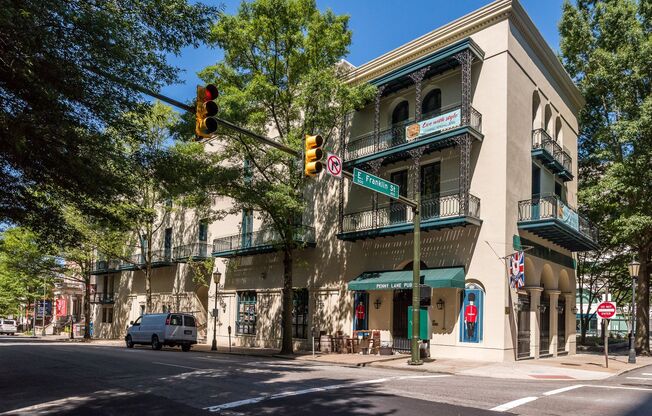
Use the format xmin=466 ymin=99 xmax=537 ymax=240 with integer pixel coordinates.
xmin=173 ymin=243 xmax=211 ymax=260
xmin=342 ymin=192 xmax=481 ymax=233
xmin=345 ymin=104 xmax=482 ymax=161
xmin=91 ymin=258 xmax=121 ymax=274
xmin=213 ymin=225 xmax=316 ymax=255
xmin=119 ymin=249 xmax=173 ymax=269
xmin=517 ymin=195 xmax=598 ymax=243
xmin=531 ymin=129 xmax=572 ymax=177
xmin=91 ymin=292 xmax=115 ymax=304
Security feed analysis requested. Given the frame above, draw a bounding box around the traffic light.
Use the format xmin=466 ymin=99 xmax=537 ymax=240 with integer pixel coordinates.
xmin=304 ymin=134 xmax=323 ymax=176
xmin=195 ymin=84 xmax=219 ymax=138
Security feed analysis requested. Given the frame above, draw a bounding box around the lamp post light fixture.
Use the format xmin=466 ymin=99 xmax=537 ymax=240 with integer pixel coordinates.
xmin=211 ymin=270 xmax=222 ymax=352
xmin=628 ymin=259 xmax=640 ymax=364
xmin=436 ymin=299 xmax=445 ymax=310
xmin=373 ymin=298 xmax=382 ymax=310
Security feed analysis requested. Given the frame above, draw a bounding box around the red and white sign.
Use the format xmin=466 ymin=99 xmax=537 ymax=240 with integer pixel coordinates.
xmin=596 ymin=301 xmax=617 ymax=319
xmin=56 ymin=298 xmax=67 ymax=317
xmin=326 ymin=153 xmax=342 ymax=178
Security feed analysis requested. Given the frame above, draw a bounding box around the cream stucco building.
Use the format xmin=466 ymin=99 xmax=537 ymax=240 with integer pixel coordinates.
xmin=92 ymin=0 xmax=598 ymax=362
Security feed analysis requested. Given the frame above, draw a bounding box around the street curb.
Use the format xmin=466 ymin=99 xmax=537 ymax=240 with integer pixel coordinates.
xmin=607 ymin=361 xmax=652 ymax=378
xmin=368 ymin=360 xmax=454 ymax=375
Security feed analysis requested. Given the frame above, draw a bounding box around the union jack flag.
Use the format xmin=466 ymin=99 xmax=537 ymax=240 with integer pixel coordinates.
xmin=509 ymin=251 xmax=525 ymax=289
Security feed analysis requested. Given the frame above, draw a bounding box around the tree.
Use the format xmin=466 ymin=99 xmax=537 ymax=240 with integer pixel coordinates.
xmin=0 ymin=0 xmax=219 ymax=241
xmin=199 ymin=0 xmax=374 ymax=353
xmin=0 ymin=227 xmax=61 ymax=326
xmin=560 ymin=0 xmax=652 ymax=354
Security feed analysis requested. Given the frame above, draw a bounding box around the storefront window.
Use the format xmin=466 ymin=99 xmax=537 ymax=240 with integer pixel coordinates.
xmin=292 ymin=289 xmax=308 ymax=339
xmin=460 ymin=283 xmax=484 ymax=343
xmin=237 ymin=291 xmax=256 ymax=335
xmin=101 ymin=307 xmax=113 ymax=323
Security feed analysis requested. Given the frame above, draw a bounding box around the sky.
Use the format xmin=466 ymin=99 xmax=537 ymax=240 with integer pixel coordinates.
xmin=159 ymin=0 xmax=565 ymax=104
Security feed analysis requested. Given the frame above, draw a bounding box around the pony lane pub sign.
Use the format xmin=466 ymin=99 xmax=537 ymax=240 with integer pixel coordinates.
xmin=406 ymin=108 xmax=461 ymax=140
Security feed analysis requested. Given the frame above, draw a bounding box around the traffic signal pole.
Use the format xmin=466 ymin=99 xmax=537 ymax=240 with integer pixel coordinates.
xmin=341 ymin=170 xmax=423 ymax=365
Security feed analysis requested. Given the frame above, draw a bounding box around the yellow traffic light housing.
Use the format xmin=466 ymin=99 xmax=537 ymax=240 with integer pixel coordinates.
xmin=304 ymin=134 xmax=323 ymax=176
xmin=195 ymin=84 xmax=219 ymax=138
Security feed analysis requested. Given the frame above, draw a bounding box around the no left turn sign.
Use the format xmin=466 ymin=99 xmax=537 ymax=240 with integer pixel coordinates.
xmin=326 ymin=153 xmax=342 ymax=178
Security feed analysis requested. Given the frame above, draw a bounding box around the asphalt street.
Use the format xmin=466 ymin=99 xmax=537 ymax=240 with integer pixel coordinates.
xmin=0 ymin=335 xmax=651 ymax=415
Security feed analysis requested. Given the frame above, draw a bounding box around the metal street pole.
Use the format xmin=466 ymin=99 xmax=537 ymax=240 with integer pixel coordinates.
xmin=409 ymin=190 xmax=422 ymax=366
xmin=211 ymin=280 xmax=218 ymax=352
xmin=628 ymin=275 xmax=636 ymax=364
xmin=41 ymin=276 xmax=46 ymax=336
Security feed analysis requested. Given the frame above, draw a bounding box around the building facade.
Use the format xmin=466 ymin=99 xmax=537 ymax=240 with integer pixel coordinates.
xmin=95 ymin=0 xmax=598 ymax=362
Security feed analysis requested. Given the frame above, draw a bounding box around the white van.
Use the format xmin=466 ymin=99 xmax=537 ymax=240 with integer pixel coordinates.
xmin=125 ymin=313 xmax=197 ymax=352
xmin=0 ymin=318 xmax=17 ymax=335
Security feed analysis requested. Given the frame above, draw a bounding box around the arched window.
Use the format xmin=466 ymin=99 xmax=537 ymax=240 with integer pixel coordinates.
xmin=532 ymin=91 xmax=541 ymax=129
xmin=460 ymin=283 xmax=484 ymax=343
xmin=391 ymin=101 xmax=409 ymax=125
xmin=554 ymin=117 xmax=563 ymax=143
xmin=544 ymin=104 xmax=552 ymax=134
xmin=422 ymin=89 xmax=441 ymax=118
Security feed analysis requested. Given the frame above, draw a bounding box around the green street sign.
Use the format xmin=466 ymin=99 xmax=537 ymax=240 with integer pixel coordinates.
xmin=352 ymin=168 xmax=400 ymax=199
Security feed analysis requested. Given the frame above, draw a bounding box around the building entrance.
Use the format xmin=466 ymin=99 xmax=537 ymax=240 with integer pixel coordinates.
xmin=517 ymin=294 xmax=530 ymax=359
xmin=392 ymin=289 xmax=411 ymax=352
xmin=540 ymin=294 xmax=550 ymax=356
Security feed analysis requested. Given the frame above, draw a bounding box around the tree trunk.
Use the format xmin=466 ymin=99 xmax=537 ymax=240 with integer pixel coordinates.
xmin=146 ymin=264 xmax=152 ymax=314
xmin=280 ymin=248 xmax=294 ymax=354
xmin=83 ymin=272 xmax=91 ymax=340
xmin=579 ymin=287 xmax=586 ymax=345
xmin=635 ymin=246 xmax=650 ymax=355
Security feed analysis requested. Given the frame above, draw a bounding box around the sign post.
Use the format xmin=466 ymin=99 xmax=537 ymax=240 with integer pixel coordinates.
xmin=597 ymin=301 xmax=617 ymax=368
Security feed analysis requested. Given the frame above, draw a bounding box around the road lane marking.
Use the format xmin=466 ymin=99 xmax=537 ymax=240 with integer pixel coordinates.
xmin=588 ymin=385 xmax=652 ymax=391
xmin=490 ymin=397 xmax=538 ymax=412
xmin=397 ymin=375 xmax=451 ymax=380
xmin=152 ymin=361 xmax=202 ymax=370
xmin=542 ymin=385 xmax=584 ymax=396
xmin=642 ymin=373 xmax=652 ymax=376
xmin=626 ymin=377 xmax=652 ymax=381
xmin=204 ymin=377 xmax=397 ymax=412
xmin=0 ymin=389 xmax=134 ymax=415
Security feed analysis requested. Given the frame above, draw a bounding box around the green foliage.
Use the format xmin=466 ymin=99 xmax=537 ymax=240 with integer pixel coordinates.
xmin=0 ymin=0 xmax=219 ymax=239
xmin=0 ymin=227 xmax=61 ymax=316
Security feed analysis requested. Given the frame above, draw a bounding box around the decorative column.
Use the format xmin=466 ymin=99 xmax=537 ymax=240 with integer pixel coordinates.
xmin=408 ymin=66 xmax=430 ymax=122
xmin=338 ymin=115 xmax=349 ymax=234
xmin=454 ymin=49 xmax=473 ymax=126
xmin=453 ymin=134 xmax=472 ymax=216
xmin=526 ymin=286 xmax=543 ymax=359
xmin=563 ymin=292 xmax=576 ymax=354
xmin=368 ymin=159 xmax=384 ymax=229
xmin=373 ymin=85 xmax=387 ymax=152
xmin=547 ymin=290 xmax=560 ymax=357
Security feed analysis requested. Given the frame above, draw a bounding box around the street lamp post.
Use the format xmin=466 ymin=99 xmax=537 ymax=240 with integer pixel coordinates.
xmin=628 ymin=259 xmax=640 ymax=364
xmin=211 ymin=270 xmax=222 ymax=352
xmin=41 ymin=275 xmax=47 ymax=336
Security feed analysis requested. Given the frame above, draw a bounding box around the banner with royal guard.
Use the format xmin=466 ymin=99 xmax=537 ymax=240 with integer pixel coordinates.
xmin=509 ymin=251 xmax=525 ymax=289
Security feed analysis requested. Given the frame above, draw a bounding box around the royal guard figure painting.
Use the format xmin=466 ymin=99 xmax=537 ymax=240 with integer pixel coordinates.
xmin=464 ymin=293 xmax=478 ymax=338
xmin=355 ymin=301 xmax=366 ymax=328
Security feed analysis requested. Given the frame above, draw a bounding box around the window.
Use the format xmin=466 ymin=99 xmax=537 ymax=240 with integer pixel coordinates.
xmin=184 ymin=316 xmax=196 ymax=327
xmin=421 ymin=162 xmax=441 ymax=217
xmin=101 ymin=307 xmax=113 ymax=323
xmin=237 ymin=291 xmax=257 ymax=335
xmin=169 ymin=314 xmax=182 ymax=326
xmin=164 ymin=228 xmax=172 ymax=258
xmin=199 ymin=219 xmax=208 ymax=242
xmin=292 ymin=289 xmax=309 ymax=339
xmin=390 ymin=170 xmax=408 ymax=224
xmin=422 ymin=89 xmax=441 ymax=117
xmin=459 ymin=283 xmax=484 ymax=343
xmin=532 ymin=164 xmax=541 ymax=198
xmin=392 ymin=101 xmax=409 ymax=125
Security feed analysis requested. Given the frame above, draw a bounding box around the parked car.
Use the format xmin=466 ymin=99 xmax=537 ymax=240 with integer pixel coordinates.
xmin=125 ymin=313 xmax=197 ymax=352
xmin=0 ymin=319 xmax=17 ymax=335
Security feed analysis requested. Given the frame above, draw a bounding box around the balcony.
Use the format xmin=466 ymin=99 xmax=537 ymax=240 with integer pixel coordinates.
xmin=212 ymin=226 xmax=316 ymax=258
xmin=345 ymin=105 xmax=483 ymax=167
xmin=338 ymin=192 xmax=481 ymax=241
xmin=517 ymin=195 xmax=598 ymax=251
xmin=90 ymin=259 xmax=121 ymax=275
xmin=119 ymin=250 xmax=174 ymax=271
xmin=173 ymin=243 xmax=211 ymax=262
xmin=531 ymin=129 xmax=573 ymax=181
xmin=90 ymin=292 xmax=115 ymax=304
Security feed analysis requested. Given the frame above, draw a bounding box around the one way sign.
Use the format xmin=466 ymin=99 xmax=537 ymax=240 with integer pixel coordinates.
xmin=325 ymin=153 xmax=342 ymax=178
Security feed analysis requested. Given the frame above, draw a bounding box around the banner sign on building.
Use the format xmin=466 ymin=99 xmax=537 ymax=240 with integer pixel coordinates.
xmin=406 ymin=108 xmax=461 ymax=141
xmin=37 ymin=300 xmax=52 ymax=316
xmin=558 ymin=202 xmax=579 ymax=231
xmin=55 ymin=299 xmax=67 ymax=317
xmin=509 ymin=251 xmax=525 ymax=289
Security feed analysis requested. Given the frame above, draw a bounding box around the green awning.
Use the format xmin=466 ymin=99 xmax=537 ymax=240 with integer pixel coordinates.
xmin=347 ymin=267 xmax=465 ymax=291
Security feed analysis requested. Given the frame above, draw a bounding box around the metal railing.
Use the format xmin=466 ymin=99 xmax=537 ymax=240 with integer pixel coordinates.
xmin=342 ymin=192 xmax=481 ymax=233
xmin=119 ymin=249 xmax=173 ymax=269
xmin=345 ymin=104 xmax=482 ymax=160
xmin=213 ymin=225 xmax=316 ymax=254
xmin=91 ymin=292 xmax=115 ymax=304
xmin=531 ymin=129 xmax=572 ymax=175
xmin=517 ymin=195 xmax=598 ymax=242
xmin=92 ymin=258 xmax=121 ymax=272
xmin=173 ymin=243 xmax=211 ymax=260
